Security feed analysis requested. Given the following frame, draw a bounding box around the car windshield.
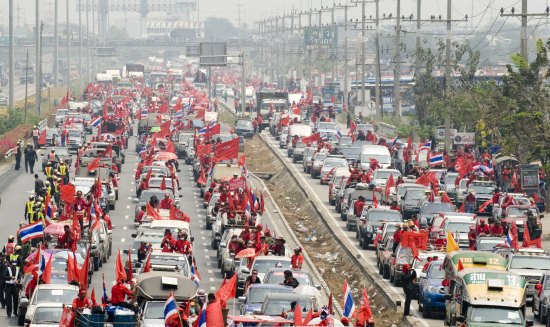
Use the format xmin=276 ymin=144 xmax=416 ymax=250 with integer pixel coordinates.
xmin=144 ymin=302 xmax=165 ymax=319
xmin=429 ymin=263 xmax=445 ymax=278
xmin=421 ymin=203 xmax=453 ymax=214
xmin=236 ymin=120 xmax=253 ymax=128
xmin=406 ymin=189 xmax=426 ymax=201
xmin=468 ymin=307 xmax=523 ymax=324
xmin=139 ymin=190 xmax=167 ymax=202
xmin=361 ymin=154 xmax=391 ymax=164
xmin=470 ymin=184 xmax=495 ymax=194
xmin=368 ymin=211 xmax=402 ymax=222
xmin=374 ymin=170 xmax=401 ymax=180
xmin=32 ymin=307 xmax=63 ymax=324
xmin=323 ymin=159 xmax=347 ymax=168
xmin=265 ymin=271 xmax=312 ymax=286
xmin=478 ymin=239 xmax=506 ymax=251
xmin=264 ymin=299 xmax=312 ymax=315
xmin=314 ymin=154 xmax=327 ymax=162
xmin=510 ymin=256 xmax=550 ymax=270
xmin=444 ymin=174 xmax=458 ymax=185
xmin=447 ymin=222 xmax=474 ymax=233
xmin=398 ymin=247 xmax=412 ymax=259
xmin=68 ymin=130 xmax=80 ymax=137
xmin=253 ymin=260 xmax=292 ymax=273
xmin=249 ymin=288 xmax=292 ymax=303
xmin=317 ymin=123 xmax=337 ymax=130
xmin=507 ymin=207 xmax=537 ymax=217
xmin=33 ymin=288 xmax=78 ymax=305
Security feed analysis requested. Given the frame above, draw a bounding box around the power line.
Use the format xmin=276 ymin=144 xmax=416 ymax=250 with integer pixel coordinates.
xmin=471 ymin=15 xmax=507 ymax=50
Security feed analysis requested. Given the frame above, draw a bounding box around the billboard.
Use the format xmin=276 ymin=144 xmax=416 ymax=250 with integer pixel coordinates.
xmin=199 ymin=42 xmax=227 ymax=67
xmin=304 ymin=26 xmax=338 ymax=49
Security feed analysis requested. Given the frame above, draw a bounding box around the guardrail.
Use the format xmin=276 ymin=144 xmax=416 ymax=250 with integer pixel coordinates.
xmin=3 ymin=118 xmax=47 ymax=159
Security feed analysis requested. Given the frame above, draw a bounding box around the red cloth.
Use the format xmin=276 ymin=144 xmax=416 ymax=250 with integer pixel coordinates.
xmin=72 ymin=296 xmax=92 ymax=309
xmin=110 ymin=282 xmax=133 ymax=304
xmin=137 ymin=211 xmax=146 ymax=223
xmin=160 ymin=198 xmax=173 ymax=210
xmin=175 ymin=240 xmax=192 ymax=255
xmin=393 ymin=230 xmax=402 ymax=243
xmin=354 ymin=200 xmax=365 ymax=216
xmin=72 ymin=198 xmax=88 ymax=212
xmin=291 ymin=254 xmax=304 ymax=269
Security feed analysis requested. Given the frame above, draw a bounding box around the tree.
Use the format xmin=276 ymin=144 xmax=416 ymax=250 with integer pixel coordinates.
xmin=203 ymin=17 xmax=239 ymax=41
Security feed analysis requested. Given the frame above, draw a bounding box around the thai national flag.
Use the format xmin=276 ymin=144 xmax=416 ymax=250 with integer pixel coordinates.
xmin=195 ymin=305 xmax=206 ymax=327
xmin=251 ymin=193 xmax=259 ymax=211
xmin=140 ymin=109 xmax=149 ymax=117
xmin=420 ymin=140 xmax=432 ymax=150
xmin=245 ymin=200 xmax=251 ymax=220
xmin=241 ymin=165 xmax=249 ymax=178
xmin=191 ymin=261 xmax=201 ymax=286
xmin=90 ymin=117 xmax=102 ymax=128
xmin=172 ymin=110 xmax=183 ymax=119
xmin=36 ymin=250 xmax=46 ymax=278
xmin=198 ymin=121 xmax=216 ymax=134
xmin=320 ymin=132 xmax=329 ymax=141
xmin=164 ymin=294 xmax=179 ymax=326
xmin=17 ymin=221 xmax=44 ymax=243
xmin=506 ymin=229 xmax=515 ymax=247
xmin=342 ymin=280 xmax=356 ymax=318
xmin=336 ymin=129 xmax=343 ymax=140
xmin=428 ymin=153 xmax=445 ymax=167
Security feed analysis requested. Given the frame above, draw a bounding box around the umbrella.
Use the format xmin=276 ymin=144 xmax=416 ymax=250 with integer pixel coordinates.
xmin=26 ymin=251 xmax=54 ymax=263
xmin=149 ymin=126 xmax=161 ymax=133
xmin=293 ymin=285 xmax=322 ymax=300
xmin=153 ymin=151 xmax=178 ymax=161
xmin=44 ymin=223 xmax=66 ymax=236
xmin=472 ymin=165 xmax=492 ymax=173
xmin=307 ymin=317 xmax=344 ymax=326
xmin=235 ymin=248 xmax=256 ymax=259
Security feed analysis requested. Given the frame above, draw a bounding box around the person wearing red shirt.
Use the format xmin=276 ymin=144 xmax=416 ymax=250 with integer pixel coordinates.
xmin=161 ymin=229 xmax=176 ymax=253
xmin=204 ymin=188 xmax=214 ymax=205
xmin=491 ymin=221 xmax=504 ymax=237
xmin=57 ymin=225 xmax=74 ymax=250
xmin=468 ymin=226 xmax=477 ymax=250
xmin=476 ymin=219 xmax=490 ymax=236
xmin=160 ymin=194 xmax=174 ymax=210
xmin=354 ymin=196 xmax=366 ymax=217
xmin=389 ymin=201 xmax=401 ymax=212
xmin=411 ymin=215 xmax=421 ymax=229
xmin=491 ymin=189 xmax=501 ymax=204
xmin=72 ymin=289 xmax=92 ymax=311
xmin=433 ymin=233 xmax=447 ymax=250
xmin=136 ymin=206 xmax=146 ymax=224
xmin=365 ymin=130 xmax=376 ymax=142
xmin=255 ymin=236 xmax=269 ymax=255
xmin=227 ymin=235 xmax=240 ymax=253
xmin=291 ymin=248 xmax=304 ymax=269
xmin=392 ymin=225 xmax=402 ymax=253
xmin=102 ymin=214 xmax=113 ymax=230
xmin=110 ymin=279 xmax=137 ymax=312
xmin=175 ymin=231 xmax=192 ymax=255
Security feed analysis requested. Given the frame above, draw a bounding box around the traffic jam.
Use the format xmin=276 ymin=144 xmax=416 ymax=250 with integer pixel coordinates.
xmin=1 ymin=66 xmax=547 ymax=327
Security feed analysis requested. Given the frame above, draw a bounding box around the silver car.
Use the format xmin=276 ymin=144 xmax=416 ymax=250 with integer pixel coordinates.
xmin=507 ymin=249 xmax=550 ymax=302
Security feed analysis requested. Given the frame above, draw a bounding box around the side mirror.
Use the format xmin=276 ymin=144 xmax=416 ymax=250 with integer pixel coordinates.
xmin=238 ymin=296 xmax=246 ymax=303
xmin=179 ymin=195 xmax=183 ymax=197
xmin=455 ymin=316 xmax=465 ymax=323
xmin=241 ymin=267 xmax=250 ymax=274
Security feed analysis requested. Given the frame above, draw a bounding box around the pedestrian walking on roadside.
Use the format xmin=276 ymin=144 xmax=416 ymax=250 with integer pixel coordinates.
xmin=402 ymin=263 xmax=416 ymax=317
xmin=24 ymin=145 xmax=38 ymax=174
xmin=14 ymin=141 xmax=22 ymax=170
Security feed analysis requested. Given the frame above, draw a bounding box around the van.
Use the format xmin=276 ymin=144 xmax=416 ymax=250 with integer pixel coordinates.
xmin=286 ymin=124 xmax=312 ymax=152
xmin=360 ymin=144 xmax=392 ymax=170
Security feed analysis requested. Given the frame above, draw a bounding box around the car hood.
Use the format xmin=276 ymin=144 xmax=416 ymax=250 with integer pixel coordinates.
xmin=243 ymin=303 xmax=262 ymax=314
xmin=141 ymin=319 xmax=165 ymax=327
xmin=507 ymin=269 xmax=546 ymax=277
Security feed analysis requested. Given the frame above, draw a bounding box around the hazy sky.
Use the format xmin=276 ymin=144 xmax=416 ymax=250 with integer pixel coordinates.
xmin=1 ymin=0 xmax=549 ymax=33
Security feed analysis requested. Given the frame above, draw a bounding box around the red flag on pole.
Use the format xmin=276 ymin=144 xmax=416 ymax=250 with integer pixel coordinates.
xmin=355 ymin=288 xmax=374 ymax=326
xmin=115 ymin=249 xmax=127 ymax=282
xmin=160 ymin=176 xmax=167 ymax=190
xmin=38 ymin=130 xmax=46 ymax=145
xmin=146 ymin=202 xmax=162 ymax=220
xmin=60 ymin=184 xmax=76 ymax=204
xmin=385 ymin=174 xmax=395 ymax=199
xmin=522 ymin=224 xmax=542 ymax=248
xmin=214 ymin=138 xmax=239 ymax=161
xmin=87 ymin=157 xmax=101 ymax=172
xmin=294 ymin=303 xmax=303 ymax=326
xmin=127 ymin=249 xmax=134 ymax=281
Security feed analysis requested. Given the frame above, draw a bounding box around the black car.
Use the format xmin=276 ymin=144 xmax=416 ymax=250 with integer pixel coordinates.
xmin=235 ymin=119 xmax=255 ymax=138
xmin=357 ymin=208 xmax=402 ymax=250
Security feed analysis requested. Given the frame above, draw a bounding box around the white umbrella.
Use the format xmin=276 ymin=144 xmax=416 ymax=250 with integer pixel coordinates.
xmin=307 ymin=317 xmax=345 ymax=326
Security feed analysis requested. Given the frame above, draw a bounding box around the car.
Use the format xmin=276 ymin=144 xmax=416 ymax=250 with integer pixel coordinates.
xmin=533 ymin=272 xmax=550 ymax=323
xmin=400 ymin=188 xmax=426 ymax=219
xmin=21 ymin=284 xmax=78 ymax=326
xmin=417 ymin=200 xmax=454 ymax=228
xmin=205 ymin=193 xmax=220 ymax=229
xmin=418 ymin=259 xmax=446 ymax=318
xmin=310 ymin=152 xmax=328 ymax=178
xmin=394 ymin=183 xmax=425 ymax=207
xmin=357 ymin=208 xmax=402 ymax=250
xmin=235 ymin=119 xmax=255 ymax=138
xmin=67 ymin=128 xmax=85 ymax=152
xmin=257 ymin=293 xmax=320 ymax=317
xmin=292 ymin=142 xmax=307 ymax=163
xmin=55 ymin=109 xmax=68 ymax=127
xmin=372 ymin=169 xmax=402 ymax=190
xmin=139 ymin=252 xmax=191 ymax=277
xmin=238 ymin=284 xmax=294 ymax=315
xmin=475 ymin=236 xmax=506 ymax=251
xmin=507 ymin=249 xmax=550 ymax=302
xmin=25 ymin=303 xmax=64 ymax=326
xmin=333 ymin=176 xmax=349 ymax=211
xmin=389 ymin=244 xmax=413 ymax=286
xmin=263 ymin=268 xmax=319 ymax=288
xmin=441 ymin=172 xmax=459 ymax=201
xmin=302 ymin=147 xmax=316 ymax=173
xmin=218 ymin=228 xmax=243 ymax=276
xmin=441 ymin=216 xmax=476 ymax=249
xmin=376 ymin=223 xmax=399 ymax=265
xmin=328 ymin=167 xmax=351 ymax=205
xmin=278 ymin=127 xmax=289 ymax=146
xmin=134 ymin=189 xmax=173 ymax=220
xmin=319 ymin=156 xmax=348 ymax=185
xmin=455 ymin=178 xmax=469 ymax=205
xmin=467 ymin=180 xmax=496 ymax=213
xmin=237 ymin=256 xmax=292 ymax=296
xmin=43 ymin=128 xmax=60 ymax=147
xmin=378 ymin=237 xmax=395 ymax=279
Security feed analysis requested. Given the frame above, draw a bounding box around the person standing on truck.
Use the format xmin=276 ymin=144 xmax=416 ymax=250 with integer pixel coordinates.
xmin=32 ymin=127 xmax=39 ymax=148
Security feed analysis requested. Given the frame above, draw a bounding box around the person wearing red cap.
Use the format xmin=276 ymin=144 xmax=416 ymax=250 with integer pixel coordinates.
xmin=476 ymin=219 xmax=490 ymax=236
xmin=72 ymin=289 xmax=92 ymax=312
xmin=291 ymin=247 xmax=304 ymax=269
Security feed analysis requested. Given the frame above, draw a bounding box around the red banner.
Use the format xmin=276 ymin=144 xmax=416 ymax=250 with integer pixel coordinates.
xmin=400 ymin=231 xmax=428 ymax=250
xmin=301 ymin=132 xmax=321 ymax=144
xmin=214 ymin=138 xmax=239 ymax=161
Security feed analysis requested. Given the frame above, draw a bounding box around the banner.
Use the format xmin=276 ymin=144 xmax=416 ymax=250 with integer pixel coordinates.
xmin=400 ymin=231 xmax=428 ymax=250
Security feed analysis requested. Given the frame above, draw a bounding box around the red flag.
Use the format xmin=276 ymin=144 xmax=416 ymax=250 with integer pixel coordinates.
xmin=60 ymin=184 xmax=76 ymax=204
xmin=214 ymin=138 xmax=239 ymax=161
xmin=328 ymin=293 xmax=334 ymax=315
xmin=166 ymin=141 xmax=176 ymax=153
xmin=127 ymin=249 xmax=134 ymax=281
xmin=280 ymin=116 xmax=290 ymax=126
xmin=170 ymin=204 xmax=191 ymax=222
xmin=196 ymin=144 xmax=210 ymax=157
xmin=38 ymin=130 xmax=46 ymax=145
xmin=441 ymin=191 xmax=453 ymax=204
xmin=159 ymin=101 xmax=169 ymax=114
xmin=87 ymin=157 xmax=101 ymax=172
xmin=410 ymin=239 xmax=420 ymax=260
xmin=457 ymin=259 xmax=465 ymax=271
xmin=58 ymin=306 xmax=75 ymax=327
xmin=215 ymin=274 xmax=237 ymax=308
xmin=385 ymin=174 xmax=395 ymax=199
xmin=372 ymin=191 xmax=379 ymax=208
xmin=67 ymin=255 xmax=77 ymax=283
xmin=356 ymin=288 xmax=374 ymax=326
xmin=301 ymin=132 xmax=321 ymax=144
xmin=146 ymin=202 xmax=162 ymax=220
xmin=303 ymin=308 xmax=313 ymax=325
xmin=510 ymin=221 xmax=519 ymax=250
xmin=90 ymin=288 xmax=97 ymax=306
xmin=41 ymin=256 xmax=52 ymax=284
xmin=294 ymin=303 xmax=303 ymax=326
xmin=102 ymin=144 xmax=113 ymax=158
xmin=522 ymin=224 xmax=542 ymax=248
xmin=95 ymin=177 xmax=102 ymax=199
xmin=79 ymin=250 xmax=90 ymax=289
xmin=239 ymin=154 xmax=246 ymax=167
xmin=115 ymin=249 xmax=127 ymax=282
xmin=478 ymin=199 xmax=493 ymax=213
xmin=205 ymin=298 xmax=225 ymax=327
xmin=197 ymin=167 xmax=207 ymax=185
xmin=348 ymin=120 xmax=356 ymax=136
xmin=458 ymin=202 xmax=465 ymax=213
xmin=143 ymin=253 xmax=151 ymax=273
xmin=203 ymin=124 xmax=221 ymax=140
xmin=160 ymin=176 xmax=167 ymax=190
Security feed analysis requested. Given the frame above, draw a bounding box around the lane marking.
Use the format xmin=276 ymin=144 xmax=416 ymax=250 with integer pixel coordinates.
xmin=121 ymin=238 xmax=126 ymax=243
xmin=209 ymin=278 xmax=215 ymax=282
xmin=125 ymin=215 xmax=129 ymax=220
xmin=200 ymin=231 xmax=204 ymax=234
xmin=126 ymin=205 xmax=130 ymax=209
xmin=123 ymin=226 xmax=127 ymax=230
xmin=208 ymin=269 xmax=213 ymax=274
xmin=201 ymin=236 xmax=206 ymax=240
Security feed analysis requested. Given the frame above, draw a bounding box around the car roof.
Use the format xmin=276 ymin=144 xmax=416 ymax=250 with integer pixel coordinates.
xmin=36 ymin=284 xmax=79 ymax=291
xmin=265 ymin=293 xmax=311 ymax=300
xmin=254 ymin=256 xmax=291 ymax=262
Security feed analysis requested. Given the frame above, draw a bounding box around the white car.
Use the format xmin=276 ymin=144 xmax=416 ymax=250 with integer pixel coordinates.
xmin=23 ymin=284 xmax=78 ymax=326
xmin=27 ymin=303 xmax=64 ymax=327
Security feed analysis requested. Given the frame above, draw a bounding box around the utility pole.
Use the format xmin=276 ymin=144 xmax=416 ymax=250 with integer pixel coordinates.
xmin=67 ymin=0 xmax=71 ymax=93
xmin=331 ymin=7 xmax=336 ymax=81
xmin=374 ymin=0 xmax=382 ymax=119
xmin=240 ymin=53 xmax=246 ymax=117
xmin=344 ymin=5 xmax=349 ymax=112
xmin=8 ymin=0 xmax=14 ymax=108
xmin=415 ymin=0 xmax=421 ymax=76
xmin=54 ymin=0 xmax=58 ymax=87
xmin=35 ymin=0 xmax=41 ymax=114
xmin=393 ymin=0 xmax=401 ymax=119
xmin=360 ymin=0 xmax=366 ymax=107
xmin=444 ymin=0 xmax=452 ymax=152
xmin=86 ymin=0 xmax=90 ymax=81
xmin=79 ymin=0 xmax=83 ymax=93
xmin=499 ymin=2 xmax=550 ymax=62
